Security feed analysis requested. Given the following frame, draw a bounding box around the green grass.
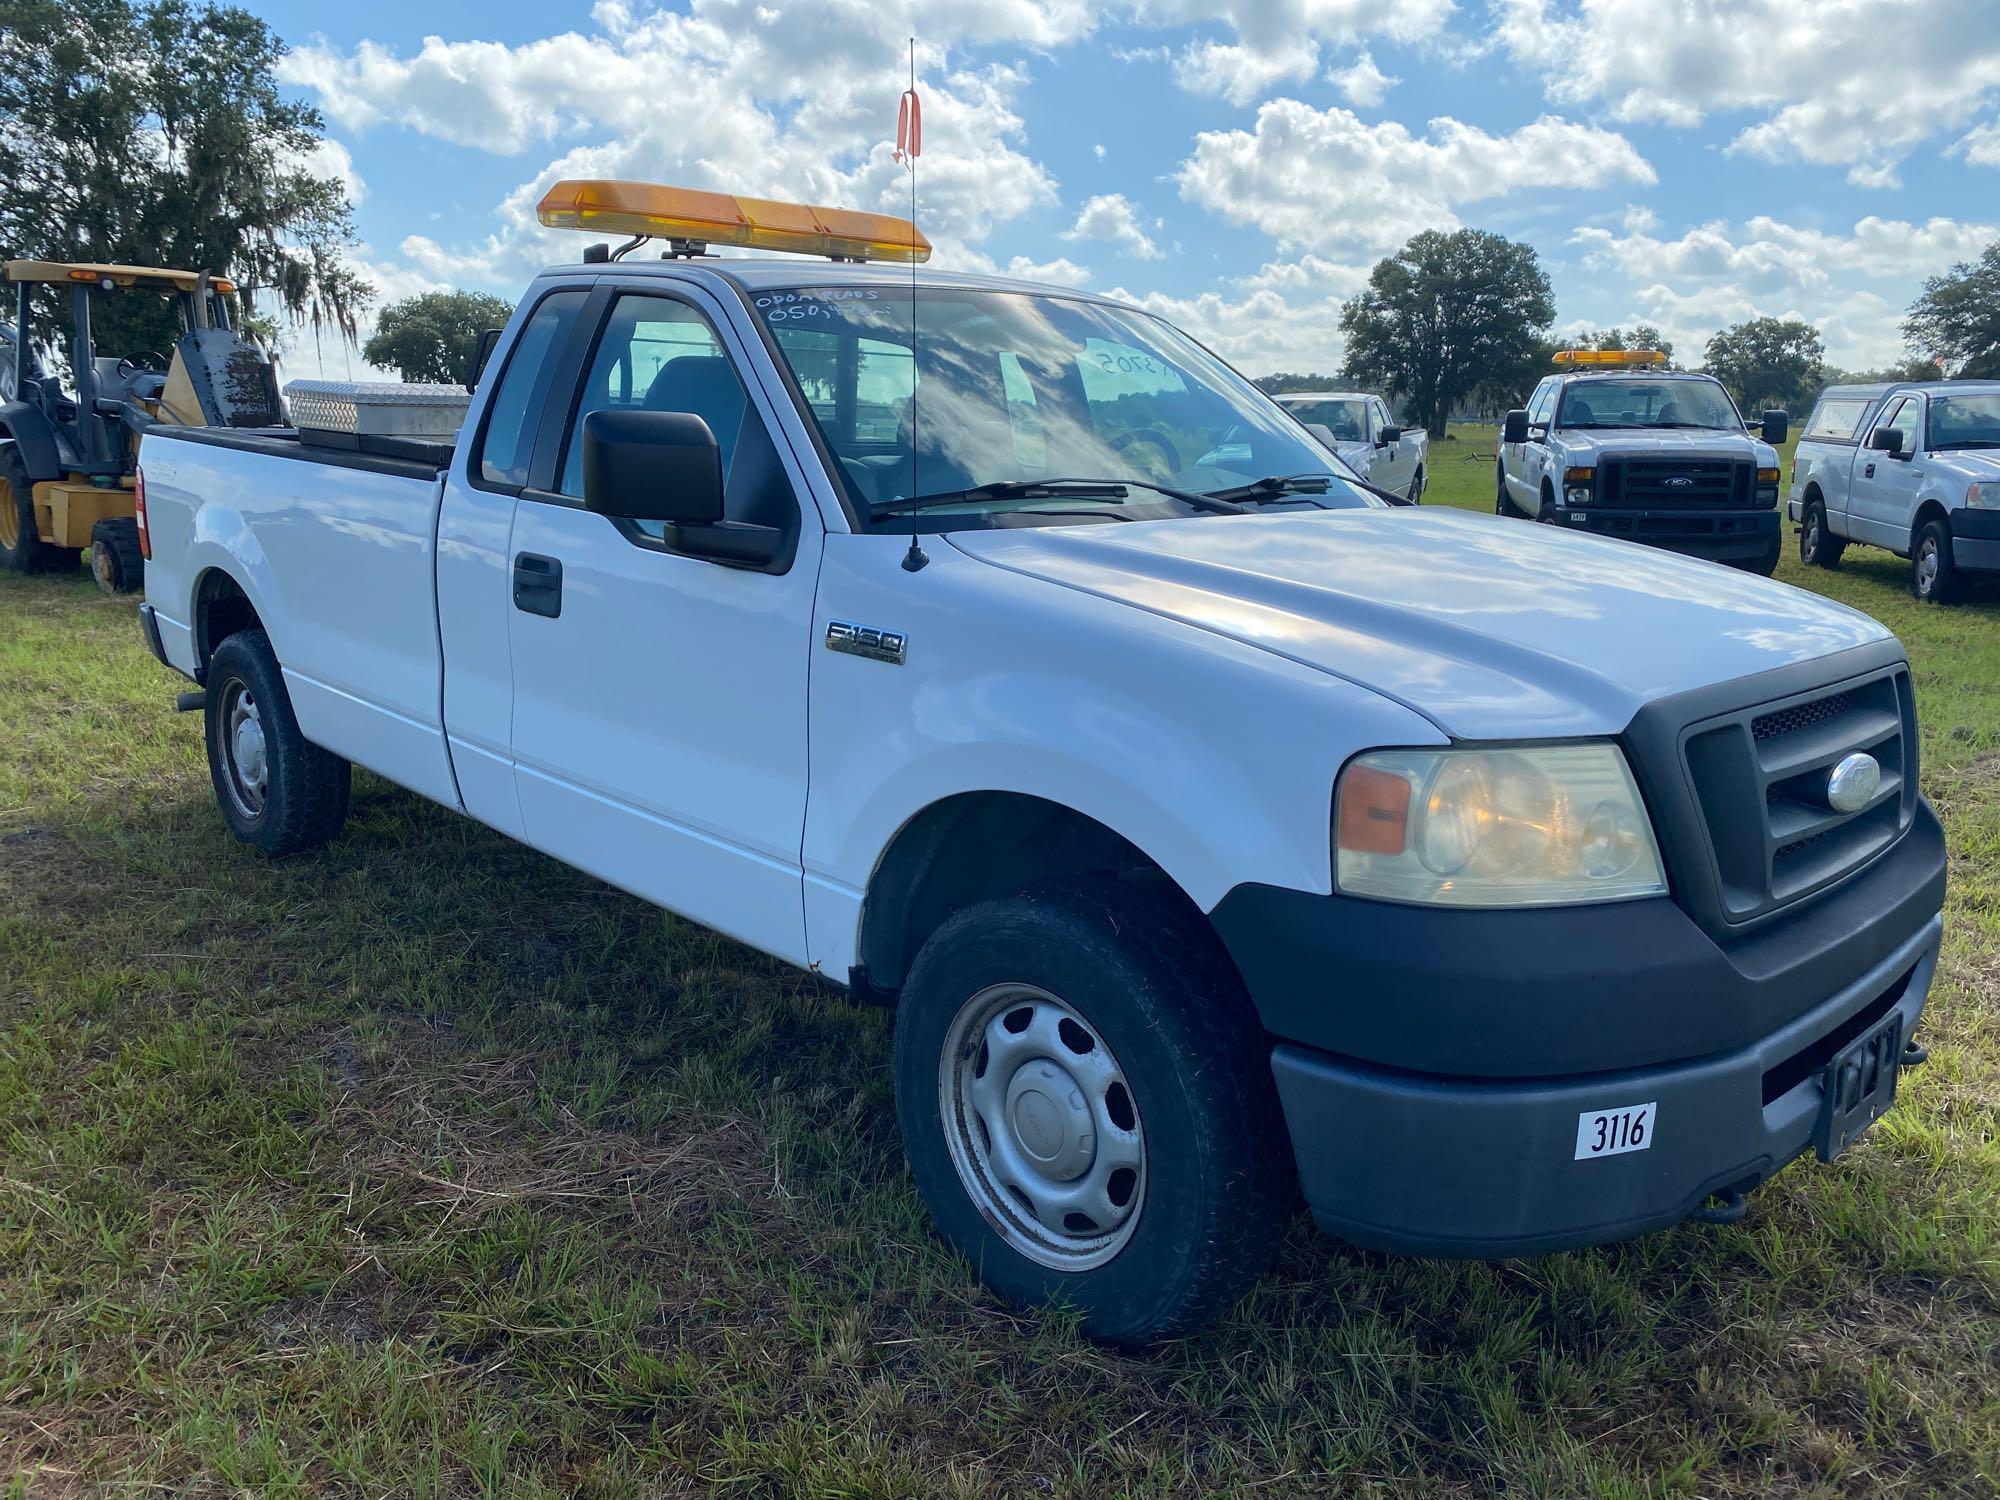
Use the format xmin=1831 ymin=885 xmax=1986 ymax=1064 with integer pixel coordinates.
xmin=2 ymin=444 xmax=1997 ymax=1494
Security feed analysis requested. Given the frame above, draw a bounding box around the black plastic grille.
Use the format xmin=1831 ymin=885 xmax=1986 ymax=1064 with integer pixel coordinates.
xmin=1600 ymin=457 xmax=1753 ymax=509
xmin=1681 ymin=668 xmax=1915 ymax=923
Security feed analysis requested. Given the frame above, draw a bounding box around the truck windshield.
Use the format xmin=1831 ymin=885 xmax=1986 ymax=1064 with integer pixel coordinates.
xmin=1928 ymin=393 xmax=2000 ymax=449
xmin=754 ymin=285 xmax=1378 ymax=531
xmin=1560 ymin=378 xmax=1742 ymax=430
xmin=1282 ymin=398 xmax=1369 ymax=441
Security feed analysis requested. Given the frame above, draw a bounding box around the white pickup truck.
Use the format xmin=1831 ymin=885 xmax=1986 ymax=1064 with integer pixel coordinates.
xmin=133 ymin=181 xmax=1944 ymax=1344
xmin=1790 ymin=380 xmax=2000 ymax=603
xmin=1275 ymin=390 xmax=1427 ymax=502
xmin=1501 ymin=355 xmax=1790 ymax=575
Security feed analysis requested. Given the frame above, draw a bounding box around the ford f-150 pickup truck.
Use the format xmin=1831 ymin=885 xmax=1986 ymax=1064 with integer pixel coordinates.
xmin=1500 ymin=352 xmax=1790 ymax=574
xmin=1789 ymin=380 xmax=2000 ymax=603
xmin=1276 ymin=390 xmax=1427 ymax=501
xmin=134 ymin=180 xmax=1944 ymax=1345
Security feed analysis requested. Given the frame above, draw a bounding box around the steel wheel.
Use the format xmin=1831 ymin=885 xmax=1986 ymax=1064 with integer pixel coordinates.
xmin=938 ymin=983 xmax=1146 ymax=1271
xmin=218 ymin=678 xmax=270 ymax=819
xmin=90 ymin=537 xmax=118 ymax=591
xmin=0 ymin=475 xmax=18 ymax=550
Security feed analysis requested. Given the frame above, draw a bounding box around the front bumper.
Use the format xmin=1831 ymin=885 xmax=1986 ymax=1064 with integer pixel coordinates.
xmin=1212 ymin=804 xmax=1947 ymax=1258
xmin=1556 ymin=504 xmax=1779 ymax=563
xmin=1950 ymin=507 xmax=2000 ymax=572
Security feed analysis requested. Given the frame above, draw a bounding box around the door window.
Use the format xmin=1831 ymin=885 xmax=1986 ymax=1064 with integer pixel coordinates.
xmin=1873 ymin=397 xmax=1915 ymax=454
xmin=477 ymin=289 xmax=588 ymax=488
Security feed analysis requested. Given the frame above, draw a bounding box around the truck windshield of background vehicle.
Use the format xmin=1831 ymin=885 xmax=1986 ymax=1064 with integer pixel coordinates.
xmin=1558 ymin=377 xmax=1743 ymax=431
xmin=754 ymin=286 xmax=1379 ymax=532
xmin=1928 ymin=393 xmax=2000 ymax=449
xmin=1281 ymin=398 xmax=1370 ymax=441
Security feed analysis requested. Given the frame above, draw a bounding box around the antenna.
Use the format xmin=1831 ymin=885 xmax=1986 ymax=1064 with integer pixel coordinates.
xmin=897 ymin=39 xmax=929 ymax=572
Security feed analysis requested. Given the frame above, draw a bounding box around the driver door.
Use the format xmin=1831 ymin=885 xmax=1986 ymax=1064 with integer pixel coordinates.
xmin=1369 ymin=398 xmax=1412 ymax=493
xmin=1848 ymin=395 xmax=1925 ymax=550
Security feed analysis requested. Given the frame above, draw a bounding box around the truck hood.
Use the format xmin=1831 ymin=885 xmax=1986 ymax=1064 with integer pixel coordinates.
xmin=1931 ymin=449 xmax=2000 ymax=482
xmin=1555 ymin=429 xmax=1779 ymax=466
xmin=950 ymin=507 xmax=1891 ymax=739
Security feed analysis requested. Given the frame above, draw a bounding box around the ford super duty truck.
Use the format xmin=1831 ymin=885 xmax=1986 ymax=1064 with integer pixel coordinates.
xmin=1789 ymin=380 xmax=2000 ymax=603
xmin=1275 ymin=390 xmax=1427 ymax=502
xmin=134 ymin=181 xmax=1944 ymax=1345
xmin=1500 ymin=352 xmax=1790 ymax=575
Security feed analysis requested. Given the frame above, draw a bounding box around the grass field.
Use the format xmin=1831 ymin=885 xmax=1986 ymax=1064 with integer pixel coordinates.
xmin=2 ymin=429 xmax=1996 ymax=1495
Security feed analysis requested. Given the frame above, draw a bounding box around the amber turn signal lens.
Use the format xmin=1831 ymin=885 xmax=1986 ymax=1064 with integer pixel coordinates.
xmin=1336 ymin=762 xmax=1411 ymax=855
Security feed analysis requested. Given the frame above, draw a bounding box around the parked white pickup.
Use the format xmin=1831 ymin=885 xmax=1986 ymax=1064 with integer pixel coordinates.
xmin=1276 ymin=391 xmax=1427 ymax=501
xmin=1789 ymin=381 xmax=2000 ymax=603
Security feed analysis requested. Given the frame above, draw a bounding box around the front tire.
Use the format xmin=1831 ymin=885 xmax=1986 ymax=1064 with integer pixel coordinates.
xmin=0 ymin=445 xmax=72 ymax=576
xmin=89 ymin=516 xmax=144 ymax=595
xmin=203 ymin=629 xmax=351 ymax=854
xmin=1495 ymin=463 xmax=1518 ymax=517
xmin=1734 ymin=534 xmax=1782 ymax=577
xmin=893 ymin=877 xmax=1291 ymax=1346
xmin=1800 ymin=500 xmax=1844 ymax=569
xmin=1911 ymin=517 xmax=1961 ymax=604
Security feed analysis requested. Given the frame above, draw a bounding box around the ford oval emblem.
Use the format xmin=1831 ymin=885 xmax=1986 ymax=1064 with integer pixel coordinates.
xmin=1663 ymin=475 xmax=1694 ymax=489
xmin=1826 ymin=752 xmax=1881 ymax=814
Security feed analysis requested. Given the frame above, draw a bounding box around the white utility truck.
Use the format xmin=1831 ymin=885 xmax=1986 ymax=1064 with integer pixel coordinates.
xmin=1789 ymin=380 xmax=2000 ymax=603
xmin=135 ymin=180 xmax=1944 ymax=1344
xmin=1500 ymin=351 xmax=1790 ymax=575
xmin=1275 ymin=390 xmax=1427 ymax=502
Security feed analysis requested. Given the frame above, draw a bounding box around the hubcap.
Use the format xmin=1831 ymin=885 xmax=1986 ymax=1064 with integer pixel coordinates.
xmin=1805 ymin=516 xmax=1820 ymax=556
xmin=1917 ymin=539 xmax=1939 ymax=594
xmin=220 ymin=680 xmax=269 ymax=817
xmin=938 ymin=984 xmax=1146 ymax=1270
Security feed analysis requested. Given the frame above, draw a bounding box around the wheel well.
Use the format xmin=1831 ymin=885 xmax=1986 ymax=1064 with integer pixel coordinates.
xmin=856 ymin=792 xmax=1208 ymax=997
xmin=194 ymin=569 xmax=261 ymax=671
xmin=1802 ymin=483 xmax=1823 ymax=510
xmin=1912 ymin=500 xmax=1950 ymax=549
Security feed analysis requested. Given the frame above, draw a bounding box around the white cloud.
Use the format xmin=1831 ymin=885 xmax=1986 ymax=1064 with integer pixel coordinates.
xmin=1176 ymin=101 xmax=1654 ymax=255
xmin=1497 ymin=0 xmax=2000 ymax=188
xmin=1065 ymin=193 xmax=1163 ymax=260
xmin=1173 ymin=38 xmax=1320 ymax=105
xmin=1568 ymin=214 xmax=2000 ymax=367
xmin=1328 ymin=50 xmax=1398 ymax=107
xmin=1956 ymin=119 xmax=2000 ymax=168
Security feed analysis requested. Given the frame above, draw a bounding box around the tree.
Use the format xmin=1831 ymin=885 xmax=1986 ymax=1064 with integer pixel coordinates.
xmin=1904 ymin=242 xmax=2000 ymax=378
xmin=1339 ymin=230 xmax=1555 ymax=438
xmin=0 ymin=0 xmax=369 ymax=355
xmin=1254 ymin=372 xmax=1347 ymax=395
xmin=364 ymin=291 xmax=516 ymax=384
xmin=1569 ymin=325 xmax=1674 ymax=364
xmin=1703 ymin=317 xmax=1825 ymax=414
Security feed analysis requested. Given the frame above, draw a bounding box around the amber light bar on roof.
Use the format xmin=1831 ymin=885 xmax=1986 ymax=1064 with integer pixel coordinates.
xmin=1553 ymin=349 xmax=1668 ymax=367
xmin=535 ymin=180 xmax=932 ymax=265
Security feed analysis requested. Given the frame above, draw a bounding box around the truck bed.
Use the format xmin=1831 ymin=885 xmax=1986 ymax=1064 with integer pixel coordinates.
xmin=152 ymin=423 xmax=452 ymax=481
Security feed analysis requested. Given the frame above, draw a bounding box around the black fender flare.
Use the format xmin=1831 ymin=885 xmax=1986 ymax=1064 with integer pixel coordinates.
xmin=0 ymin=401 xmax=63 ymax=481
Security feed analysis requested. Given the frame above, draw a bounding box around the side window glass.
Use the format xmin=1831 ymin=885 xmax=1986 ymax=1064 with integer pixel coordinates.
xmin=559 ymin=296 xmax=745 ymax=499
xmin=478 ymin=289 xmax=587 ymax=487
xmin=1875 ymin=398 xmax=1911 ymax=451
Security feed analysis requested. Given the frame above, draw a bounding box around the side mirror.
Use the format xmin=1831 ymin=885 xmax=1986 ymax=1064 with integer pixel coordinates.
xmin=1377 ymin=424 xmax=1402 ymax=447
xmin=1761 ymin=409 xmax=1789 ymax=445
xmin=582 ymin=408 xmax=725 ymax=525
xmin=1867 ymin=427 xmax=1904 ymax=456
xmin=1307 ymin=422 xmax=1340 ymax=448
xmin=1503 ymin=409 xmax=1530 ymax=445
xmin=465 ymin=327 xmax=504 ymax=392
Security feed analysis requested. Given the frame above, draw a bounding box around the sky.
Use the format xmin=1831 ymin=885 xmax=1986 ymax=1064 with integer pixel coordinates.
xmin=255 ymin=0 xmax=2000 ymax=383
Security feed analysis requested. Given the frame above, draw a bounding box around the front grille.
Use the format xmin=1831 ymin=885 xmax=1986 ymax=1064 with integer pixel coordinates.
xmin=1680 ymin=667 xmax=1916 ymax=922
xmin=1599 ymin=457 xmax=1753 ymax=509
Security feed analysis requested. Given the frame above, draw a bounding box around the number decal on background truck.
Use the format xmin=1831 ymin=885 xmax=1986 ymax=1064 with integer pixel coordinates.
xmin=1574 ymin=1101 xmax=1655 ymax=1160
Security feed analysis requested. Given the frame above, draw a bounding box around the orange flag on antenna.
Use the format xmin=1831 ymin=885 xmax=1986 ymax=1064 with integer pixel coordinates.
xmin=895 ymin=88 xmax=922 ymax=164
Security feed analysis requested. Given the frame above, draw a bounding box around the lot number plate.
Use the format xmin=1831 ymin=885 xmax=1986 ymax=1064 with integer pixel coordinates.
xmin=1574 ymin=1101 xmax=1656 ymax=1160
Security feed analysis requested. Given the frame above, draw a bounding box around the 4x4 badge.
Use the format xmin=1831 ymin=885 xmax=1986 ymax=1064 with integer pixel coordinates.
xmin=826 ymin=620 xmax=907 ymax=665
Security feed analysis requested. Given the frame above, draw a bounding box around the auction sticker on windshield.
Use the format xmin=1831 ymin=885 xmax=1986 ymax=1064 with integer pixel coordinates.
xmin=1575 ymin=1101 xmax=1655 ymax=1160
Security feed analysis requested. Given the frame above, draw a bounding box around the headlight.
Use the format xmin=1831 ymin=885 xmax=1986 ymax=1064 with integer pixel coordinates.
xmin=1564 ymin=466 xmax=1594 ymax=505
xmin=1335 ymin=743 xmax=1666 ymax=907
xmin=1757 ymin=466 xmax=1781 ymax=506
xmin=1969 ymin=482 xmax=2000 ymax=510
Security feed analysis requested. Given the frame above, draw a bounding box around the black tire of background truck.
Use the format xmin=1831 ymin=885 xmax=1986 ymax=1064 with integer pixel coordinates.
xmin=1734 ymin=534 xmax=1782 ymax=577
xmin=203 ymin=628 xmax=352 ymax=855
xmin=0 ymin=444 xmax=73 ymax=575
xmin=89 ymin=516 xmax=144 ymax=595
xmin=1495 ymin=463 xmax=1517 ymax=516
xmin=1911 ymin=517 xmax=1962 ymax=605
xmin=1800 ymin=500 xmax=1844 ymax=569
xmin=1407 ymin=468 xmax=1424 ymax=504
xmin=892 ymin=875 xmax=1293 ymax=1347
xmin=1537 ymin=485 xmax=1559 ymax=523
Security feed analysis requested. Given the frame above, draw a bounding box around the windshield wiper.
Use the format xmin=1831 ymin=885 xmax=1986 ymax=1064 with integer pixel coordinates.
xmin=870 ymin=477 xmax=1131 ymax=517
xmin=1937 ymin=439 xmax=2000 ymax=449
xmin=1202 ymin=473 xmax=1335 ymax=504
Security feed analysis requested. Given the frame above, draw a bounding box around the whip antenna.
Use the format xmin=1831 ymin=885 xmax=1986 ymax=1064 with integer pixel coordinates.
xmin=896 ymin=40 xmax=928 ymax=570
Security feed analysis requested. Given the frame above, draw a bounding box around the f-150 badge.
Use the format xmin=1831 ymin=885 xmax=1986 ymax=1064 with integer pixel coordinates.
xmin=826 ymin=620 xmax=907 ymax=665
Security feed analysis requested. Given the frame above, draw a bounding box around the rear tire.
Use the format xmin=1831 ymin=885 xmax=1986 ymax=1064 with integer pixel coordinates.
xmin=1800 ymin=501 xmax=1844 ymax=569
xmin=1407 ymin=467 xmax=1424 ymax=504
xmin=203 ymin=629 xmax=351 ymax=854
xmin=89 ymin=516 xmax=144 ymax=595
xmin=1911 ymin=517 xmax=1961 ymax=605
xmin=0 ymin=445 xmax=71 ymax=576
xmin=893 ymin=876 xmax=1292 ymax=1346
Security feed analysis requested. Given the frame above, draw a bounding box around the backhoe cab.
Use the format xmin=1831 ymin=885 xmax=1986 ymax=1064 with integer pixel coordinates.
xmin=0 ymin=260 xmax=283 ymax=593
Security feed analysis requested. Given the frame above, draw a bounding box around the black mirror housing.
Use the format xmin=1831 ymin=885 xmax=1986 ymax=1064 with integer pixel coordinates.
xmin=1378 ymin=425 xmax=1402 ymax=446
xmin=582 ymin=408 xmax=726 ymax=525
xmin=1867 ymin=427 xmax=1904 ymax=455
xmin=1761 ymin=409 xmax=1789 ymax=445
xmin=1503 ymin=409 xmax=1530 ymax=445
xmin=465 ymin=327 xmax=504 ymax=393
